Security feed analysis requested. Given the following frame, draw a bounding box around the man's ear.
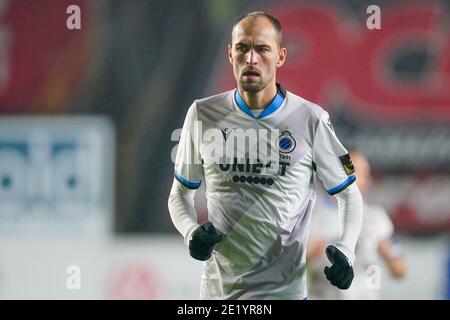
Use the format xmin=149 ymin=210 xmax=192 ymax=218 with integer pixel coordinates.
xmin=228 ymin=44 xmax=233 ymax=65
xmin=276 ymin=47 xmax=287 ymax=68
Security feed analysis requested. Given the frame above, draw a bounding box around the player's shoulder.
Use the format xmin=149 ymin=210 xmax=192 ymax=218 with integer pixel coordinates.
xmin=193 ymin=90 xmax=234 ymax=110
xmin=363 ymin=202 xmax=394 ymax=228
xmin=285 ymin=90 xmax=327 ymax=122
xmin=183 ymin=90 xmax=234 ymax=121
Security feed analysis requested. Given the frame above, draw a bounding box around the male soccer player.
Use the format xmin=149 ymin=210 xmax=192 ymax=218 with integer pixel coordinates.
xmin=307 ymin=150 xmax=407 ymax=299
xmin=168 ymin=11 xmax=363 ymax=299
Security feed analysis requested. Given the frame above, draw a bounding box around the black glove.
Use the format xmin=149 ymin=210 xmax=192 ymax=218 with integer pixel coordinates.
xmin=324 ymin=245 xmax=354 ymax=289
xmin=189 ymin=222 xmax=224 ymax=261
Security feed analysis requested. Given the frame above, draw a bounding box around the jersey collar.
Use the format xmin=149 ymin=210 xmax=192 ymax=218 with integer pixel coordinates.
xmin=234 ymin=85 xmax=285 ymax=120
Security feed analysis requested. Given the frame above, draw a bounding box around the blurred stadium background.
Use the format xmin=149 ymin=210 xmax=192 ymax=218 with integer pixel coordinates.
xmin=0 ymin=0 xmax=448 ymax=299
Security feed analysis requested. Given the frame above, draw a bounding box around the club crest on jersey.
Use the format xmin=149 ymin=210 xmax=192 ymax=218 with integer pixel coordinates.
xmin=277 ymin=130 xmax=296 ymax=154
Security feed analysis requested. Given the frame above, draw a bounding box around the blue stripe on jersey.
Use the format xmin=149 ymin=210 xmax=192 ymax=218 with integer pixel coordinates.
xmin=174 ymin=171 xmax=201 ymax=189
xmin=326 ymin=175 xmax=356 ymax=195
xmin=259 ymin=93 xmax=284 ymax=119
xmin=234 ymin=90 xmax=285 ymax=119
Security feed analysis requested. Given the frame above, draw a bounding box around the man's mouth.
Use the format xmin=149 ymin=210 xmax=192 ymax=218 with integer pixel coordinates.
xmin=242 ymin=70 xmax=261 ymax=78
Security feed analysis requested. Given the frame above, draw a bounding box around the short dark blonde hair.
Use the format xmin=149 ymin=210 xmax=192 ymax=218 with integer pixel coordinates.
xmin=232 ymin=11 xmax=283 ymax=46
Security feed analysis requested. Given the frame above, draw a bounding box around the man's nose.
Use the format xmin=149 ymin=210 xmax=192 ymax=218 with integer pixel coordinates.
xmin=246 ymin=49 xmax=257 ymax=65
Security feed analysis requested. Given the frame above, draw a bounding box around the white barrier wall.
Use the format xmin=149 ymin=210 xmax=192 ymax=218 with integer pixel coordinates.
xmin=0 ymin=234 xmax=446 ymax=299
xmin=0 ymin=235 xmax=202 ymax=299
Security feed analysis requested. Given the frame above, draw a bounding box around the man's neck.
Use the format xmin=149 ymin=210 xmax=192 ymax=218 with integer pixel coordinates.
xmin=238 ymin=84 xmax=278 ymax=109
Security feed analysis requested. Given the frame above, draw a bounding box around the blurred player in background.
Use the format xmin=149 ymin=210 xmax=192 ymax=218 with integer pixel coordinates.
xmin=307 ymin=149 xmax=407 ymax=299
xmin=168 ymin=11 xmax=363 ymax=299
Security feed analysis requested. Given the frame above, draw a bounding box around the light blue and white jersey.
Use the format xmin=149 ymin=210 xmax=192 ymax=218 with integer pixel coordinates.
xmin=174 ymin=84 xmax=356 ymax=299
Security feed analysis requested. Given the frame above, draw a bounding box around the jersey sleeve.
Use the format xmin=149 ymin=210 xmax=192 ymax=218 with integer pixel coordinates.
xmin=174 ymin=102 xmax=203 ymax=189
xmin=312 ymin=111 xmax=356 ymax=195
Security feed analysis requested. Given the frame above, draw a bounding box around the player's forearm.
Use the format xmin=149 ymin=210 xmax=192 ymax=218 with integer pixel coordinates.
xmin=333 ymin=183 xmax=363 ymax=264
xmin=168 ymin=178 xmax=200 ymax=246
xmin=378 ymin=239 xmax=408 ymax=278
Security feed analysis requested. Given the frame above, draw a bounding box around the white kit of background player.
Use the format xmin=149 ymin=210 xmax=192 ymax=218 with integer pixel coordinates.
xmin=168 ymin=83 xmax=363 ymax=299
